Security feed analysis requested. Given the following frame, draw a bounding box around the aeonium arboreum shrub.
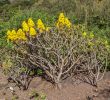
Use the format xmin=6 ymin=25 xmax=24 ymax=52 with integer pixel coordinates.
xmin=6 ymin=13 xmax=109 ymax=89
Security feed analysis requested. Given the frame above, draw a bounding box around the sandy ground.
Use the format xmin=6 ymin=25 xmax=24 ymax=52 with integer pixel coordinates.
xmin=0 ymin=68 xmax=110 ymax=100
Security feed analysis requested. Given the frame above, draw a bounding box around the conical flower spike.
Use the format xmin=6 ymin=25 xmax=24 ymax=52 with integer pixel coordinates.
xmin=29 ymin=27 xmax=36 ymax=36
xmin=22 ymin=21 xmax=29 ymax=32
xmin=28 ymin=18 xmax=35 ymax=27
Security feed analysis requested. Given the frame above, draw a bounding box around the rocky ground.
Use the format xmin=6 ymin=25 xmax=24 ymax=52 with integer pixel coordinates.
xmin=0 ymin=68 xmax=110 ymax=100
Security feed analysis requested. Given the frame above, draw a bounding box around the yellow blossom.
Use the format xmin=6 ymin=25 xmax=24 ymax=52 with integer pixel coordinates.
xmin=37 ymin=19 xmax=45 ymax=33
xmin=56 ymin=13 xmax=72 ymax=29
xmin=65 ymin=17 xmax=71 ymax=28
xmin=17 ymin=29 xmax=27 ymax=40
xmin=105 ymin=40 xmax=108 ymax=45
xmin=11 ymin=30 xmax=16 ymax=35
xmin=104 ymin=40 xmax=110 ymax=50
xmin=82 ymin=32 xmax=87 ymax=37
xmin=22 ymin=21 xmax=29 ymax=32
xmin=58 ymin=13 xmax=65 ymax=23
xmin=7 ymin=30 xmax=11 ymax=36
xmin=59 ymin=13 xmax=65 ymax=19
xmin=29 ymin=27 xmax=36 ymax=36
xmin=46 ymin=27 xmax=51 ymax=32
xmin=28 ymin=18 xmax=35 ymax=27
xmin=7 ymin=29 xmax=17 ymax=41
xmin=89 ymin=32 xmax=94 ymax=38
xmin=7 ymin=30 xmax=12 ymax=41
xmin=11 ymin=29 xmax=17 ymax=40
xmin=56 ymin=13 xmax=65 ymax=28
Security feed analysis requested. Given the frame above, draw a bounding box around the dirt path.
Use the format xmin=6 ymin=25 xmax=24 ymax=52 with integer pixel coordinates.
xmin=0 ymin=68 xmax=110 ymax=100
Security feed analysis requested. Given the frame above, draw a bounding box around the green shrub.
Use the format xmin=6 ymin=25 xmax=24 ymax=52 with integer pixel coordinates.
xmin=8 ymin=26 xmax=109 ymax=89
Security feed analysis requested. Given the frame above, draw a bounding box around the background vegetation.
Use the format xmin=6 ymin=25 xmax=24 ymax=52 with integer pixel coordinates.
xmin=0 ymin=0 xmax=110 ymax=34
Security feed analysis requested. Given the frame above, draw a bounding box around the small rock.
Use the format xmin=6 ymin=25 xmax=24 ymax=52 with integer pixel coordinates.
xmin=9 ymin=86 xmax=15 ymax=93
xmin=9 ymin=86 xmax=14 ymax=91
xmin=93 ymin=88 xmax=98 ymax=92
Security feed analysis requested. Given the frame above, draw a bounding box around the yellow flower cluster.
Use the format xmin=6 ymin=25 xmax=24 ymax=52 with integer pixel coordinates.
xmin=28 ymin=18 xmax=35 ymax=27
xmin=22 ymin=18 xmax=36 ymax=36
xmin=7 ymin=18 xmax=45 ymax=41
xmin=37 ymin=19 xmax=45 ymax=33
xmin=56 ymin=13 xmax=72 ymax=28
xmin=7 ymin=13 xmax=72 ymax=42
xmin=82 ymin=32 xmax=87 ymax=37
xmin=7 ymin=29 xmax=27 ymax=41
xmin=82 ymin=31 xmax=94 ymax=39
xmin=104 ymin=40 xmax=110 ymax=49
xmin=22 ymin=21 xmax=29 ymax=32
xmin=89 ymin=32 xmax=94 ymax=38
